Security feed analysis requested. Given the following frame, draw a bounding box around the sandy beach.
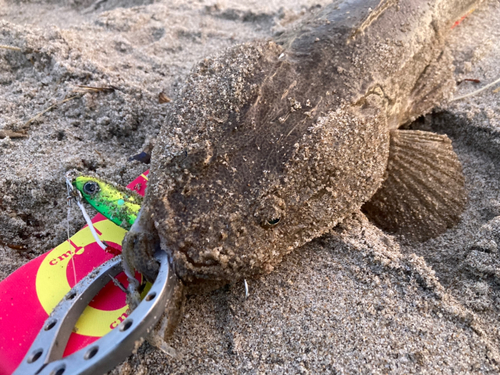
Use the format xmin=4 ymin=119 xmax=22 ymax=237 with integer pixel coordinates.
xmin=1 ymin=0 xmax=500 ymax=373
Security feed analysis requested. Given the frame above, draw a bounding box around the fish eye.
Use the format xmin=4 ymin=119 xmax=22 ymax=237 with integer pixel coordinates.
xmin=267 ymin=217 xmax=280 ymax=226
xmin=83 ymin=181 xmax=99 ymax=195
xmin=254 ymin=194 xmax=286 ymax=229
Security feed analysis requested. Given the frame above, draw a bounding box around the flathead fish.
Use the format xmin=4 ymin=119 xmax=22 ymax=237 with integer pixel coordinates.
xmin=122 ymin=0 xmax=474 ymax=285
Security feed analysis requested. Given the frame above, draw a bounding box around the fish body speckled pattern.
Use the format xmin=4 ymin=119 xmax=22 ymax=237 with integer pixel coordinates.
xmin=122 ymin=0 xmax=476 ymax=286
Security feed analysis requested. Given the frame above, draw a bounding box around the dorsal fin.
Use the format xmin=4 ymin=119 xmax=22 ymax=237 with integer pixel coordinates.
xmin=363 ymin=129 xmax=466 ymax=241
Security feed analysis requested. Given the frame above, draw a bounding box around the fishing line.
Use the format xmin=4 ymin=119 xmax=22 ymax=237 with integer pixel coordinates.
xmin=65 ymin=176 xmax=107 ymax=250
xmin=75 ymin=199 xmax=108 ymax=250
xmin=66 ymin=180 xmax=78 ymax=287
xmin=450 ymin=75 xmax=500 ymax=102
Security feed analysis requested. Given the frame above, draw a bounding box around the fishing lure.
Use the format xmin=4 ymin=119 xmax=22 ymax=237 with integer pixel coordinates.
xmin=73 ymin=176 xmax=142 ymax=230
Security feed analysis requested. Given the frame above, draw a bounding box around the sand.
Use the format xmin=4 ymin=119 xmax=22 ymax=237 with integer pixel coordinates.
xmin=1 ymin=0 xmax=500 ymax=373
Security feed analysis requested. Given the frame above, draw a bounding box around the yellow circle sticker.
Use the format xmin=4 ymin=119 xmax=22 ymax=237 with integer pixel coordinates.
xmin=35 ymin=220 xmax=132 ymax=337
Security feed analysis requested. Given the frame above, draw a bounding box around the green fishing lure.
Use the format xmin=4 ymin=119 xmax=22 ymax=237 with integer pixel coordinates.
xmin=73 ymin=176 xmax=142 ymax=230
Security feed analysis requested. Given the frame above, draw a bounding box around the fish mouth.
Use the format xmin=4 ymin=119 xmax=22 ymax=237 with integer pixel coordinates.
xmin=166 ymin=210 xmax=294 ymax=283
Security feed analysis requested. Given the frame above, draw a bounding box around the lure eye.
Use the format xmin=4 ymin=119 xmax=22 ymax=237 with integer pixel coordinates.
xmin=83 ymin=181 xmax=99 ymax=195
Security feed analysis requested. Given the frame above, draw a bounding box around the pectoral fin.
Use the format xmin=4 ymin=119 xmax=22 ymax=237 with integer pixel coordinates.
xmin=363 ymin=129 xmax=466 ymax=241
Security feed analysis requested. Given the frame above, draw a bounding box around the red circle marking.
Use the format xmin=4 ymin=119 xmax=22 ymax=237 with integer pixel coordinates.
xmin=65 ymin=241 xmax=141 ymax=311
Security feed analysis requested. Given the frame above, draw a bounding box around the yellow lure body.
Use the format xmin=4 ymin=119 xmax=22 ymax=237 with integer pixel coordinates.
xmin=73 ymin=176 xmax=142 ymax=230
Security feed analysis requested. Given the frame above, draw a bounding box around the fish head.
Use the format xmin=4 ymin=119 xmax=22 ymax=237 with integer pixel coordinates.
xmin=145 ymin=105 xmax=389 ymax=284
xmin=121 ymin=39 xmax=390 ymax=284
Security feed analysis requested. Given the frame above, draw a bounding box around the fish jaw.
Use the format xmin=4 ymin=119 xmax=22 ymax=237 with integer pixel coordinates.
xmin=121 ymin=204 xmax=161 ymax=282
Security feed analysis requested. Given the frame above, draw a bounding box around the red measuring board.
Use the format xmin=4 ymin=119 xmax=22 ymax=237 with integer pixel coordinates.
xmin=0 ymin=171 xmax=149 ymax=375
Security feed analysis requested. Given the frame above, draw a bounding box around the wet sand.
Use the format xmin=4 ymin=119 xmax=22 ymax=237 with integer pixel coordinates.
xmin=1 ymin=0 xmax=500 ymax=373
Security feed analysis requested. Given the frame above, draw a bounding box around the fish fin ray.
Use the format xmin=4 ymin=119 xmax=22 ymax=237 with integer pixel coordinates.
xmin=363 ymin=129 xmax=466 ymax=241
